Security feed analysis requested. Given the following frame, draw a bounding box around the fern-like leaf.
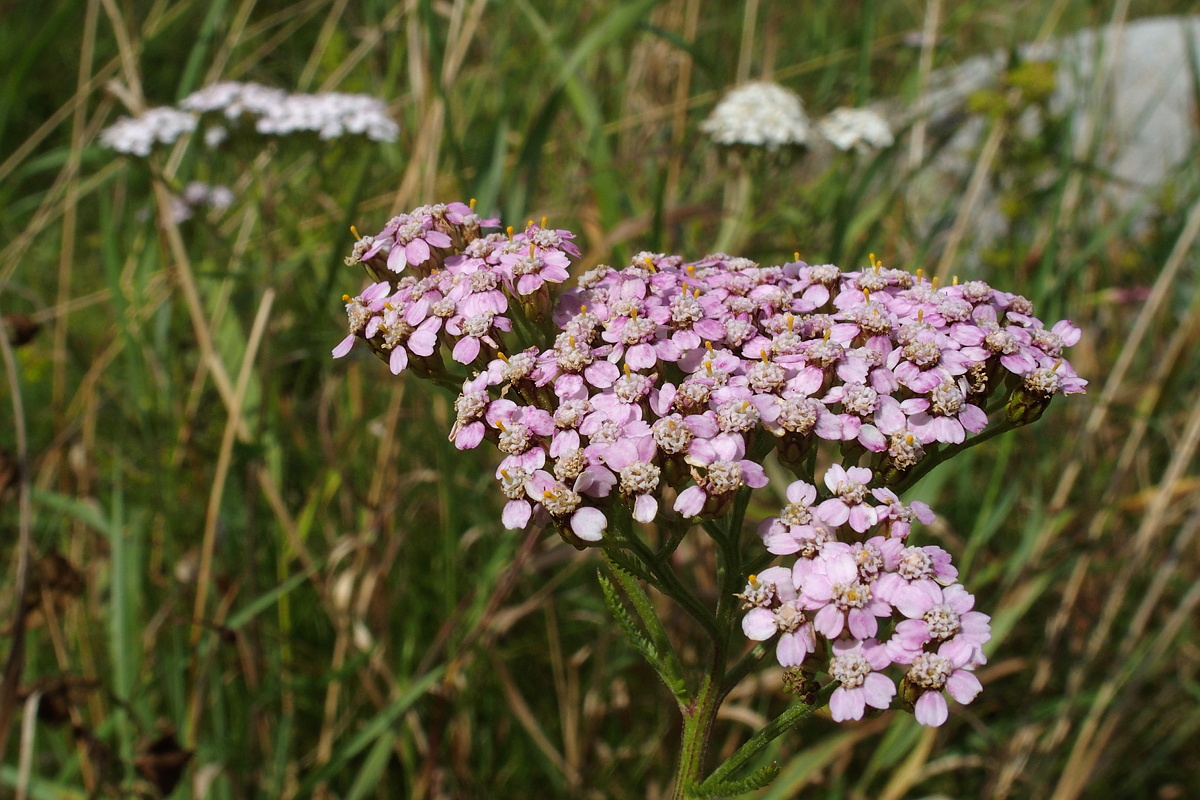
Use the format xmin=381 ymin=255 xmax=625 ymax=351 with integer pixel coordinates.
xmin=690 ymin=762 xmax=781 ymax=799
xmin=597 ymin=570 xmax=660 ymax=664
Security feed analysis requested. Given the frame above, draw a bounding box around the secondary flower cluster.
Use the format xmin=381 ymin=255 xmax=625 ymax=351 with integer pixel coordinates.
xmin=100 ymin=81 xmax=398 ymax=156
xmin=701 ymin=82 xmax=812 ymax=150
xmin=741 ymin=467 xmax=989 ymax=726
xmin=701 ymin=81 xmax=896 ymax=154
xmin=181 ymin=82 xmax=399 ymax=142
xmin=817 ymin=107 xmax=896 ymax=152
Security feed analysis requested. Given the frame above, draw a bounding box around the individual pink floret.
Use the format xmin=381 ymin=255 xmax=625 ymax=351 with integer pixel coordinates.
xmin=816 ymin=464 xmax=878 ymax=533
xmin=674 ymin=433 xmax=768 ymax=518
xmin=828 ymin=638 xmax=896 ymax=722
xmin=798 ymin=550 xmax=892 ymax=640
xmin=889 ymin=582 xmax=991 ymax=668
xmin=905 ymin=648 xmax=983 ymax=727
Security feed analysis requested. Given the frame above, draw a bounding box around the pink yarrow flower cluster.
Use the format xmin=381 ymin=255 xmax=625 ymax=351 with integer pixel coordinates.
xmin=744 ymin=467 xmax=989 ymax=726
xmin=336 ymin=207 xmax=1084 ymax=541
xmin=334 ymin=202 xmax=1086 ymax=726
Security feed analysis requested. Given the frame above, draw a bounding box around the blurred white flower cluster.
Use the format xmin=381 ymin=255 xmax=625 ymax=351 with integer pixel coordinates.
xmin=169 ymin=182 xmax=236 ymax=223
xmin=179 ymin=81 xmax=289 ymax=119
xmin=100 ymin=81 xmax=398 ymax=157
xmin=98 ymin=107 xmax=198 ymax=156
xmin=181 ymin=82 xmax=399 ymax=142
xmin=702 ymin=81 xmax=895 ymax=155
xmin=700 ymin=81 xmax=811 ymax=150
xmin=816 ymin=107 xmax=895 ymax=152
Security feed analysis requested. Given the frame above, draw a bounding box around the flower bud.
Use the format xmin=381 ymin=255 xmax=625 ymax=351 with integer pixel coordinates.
xmin=1005 ymin=386 xmax=1052 ymax=426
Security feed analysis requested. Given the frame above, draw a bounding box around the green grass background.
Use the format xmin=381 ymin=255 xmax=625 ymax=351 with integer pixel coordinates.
xmin=2 ymin=0 xmax=1199 ymax=797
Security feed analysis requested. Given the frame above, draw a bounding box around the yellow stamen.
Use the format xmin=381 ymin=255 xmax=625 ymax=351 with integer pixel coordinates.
xmin=495 ymin=420 xmax=507 ymax=432
xmin=631 ymin=308 xmax=639 ymax=320
xmin=681 ymin=282 xmax=689 ymax=295
xmin=541 ymin=216 xmax=547 ymax=228
xmin=741 ymin=400 xmax=751 ymax=412
xmin=823 ymin=329 xmax=831 ymax=341
xmin=527 ymin=220 xmax=534 ymax=229
xmin=581 ymin=304 xmax=588 ymax=314
xmin=1052 ymin=359 xmax=1063 ymax=372
xmin=952 ymin=275 xmax=959 ymax=286
xmin=931 ymin=276 xmax=940 ymax=290
xmin=342 ymin=294 xmax=351 ymax=302
xmin=687 ymin=264 xmax=695 ymax=276
xmin=498 ymin=352 xmax=510 ymax=363
xmin=350 ymin=225 xmax=361 ymax=240
xmin=863 ymin=288 xmax=871 ymax=302
xmin=500 ymin=469 xmax=510 ymax=480
xmin=529 ymin=243 xmax=535 ymax=257
xmin=469 ymin=198 xmax=477 ymax=210
xmin=705 ymin=341 xmax=714 ymax=352
xmin=761 ymin=351 xmax=769 ymax=364
xmin=793 ymin=252 xmax=800 ymax=262
xmin=645 ymin=256 xmax=656 ymax=272
xmin=569 ymin=336 xmax=577 ymax=348
xmin=918 ymin=309 xmax=924 ymax=323
xmin=506 ymin=226 xmax=514 ymax=241
xmin=869 ymin=252 xmax=878 ymax=268
xmin=906 ymin=434 xmax=914 ymax=445
xmin=916 ymin=268 xmax=924 ymax=283
xmin=543 ymin=490 xmax=554 ymax=500
xmin=693 ymin=288 xmax=700 ymax=298
xmin=748 ymin=574 xmax=760 ymax=587
xmin=705 ymin=361 xmax=713 ymax=376
xmin=787 ymin=315 xmax=794 ymax=332
xmin=623 ymin=363 xmax=631 ymax=377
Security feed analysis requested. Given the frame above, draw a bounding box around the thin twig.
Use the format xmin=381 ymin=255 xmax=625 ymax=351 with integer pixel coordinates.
xmin=186 ymin=288 xmax=276 ymax=743
xmin=0 ymin=317 xmax=33 ymax=765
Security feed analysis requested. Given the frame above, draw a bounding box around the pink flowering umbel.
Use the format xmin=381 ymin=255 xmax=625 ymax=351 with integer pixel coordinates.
xmin=333 ymin=201 xmax=1086 ymax=793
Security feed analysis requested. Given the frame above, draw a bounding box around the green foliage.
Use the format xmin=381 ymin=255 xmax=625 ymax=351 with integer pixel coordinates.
xmin=689 ymin=762 xmax=780 ymax=799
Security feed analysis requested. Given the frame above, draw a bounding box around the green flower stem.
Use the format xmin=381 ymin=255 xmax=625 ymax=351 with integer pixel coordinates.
xmin=656 ymin=518 xmax=692 ymax=560
xmin=604 ymin=544 xmax=657 ymax=584
xmin=694 ymin=682 xmax=835 ymax=794
xmin=607 ymin=487 xmax=811 ymax=798
xmin=891 ymin=418 xmax=1020 ymax=494
xmin=670 ymin=487 xmax=759 ymax=797
xmin=619 ymin=531 xmax=721 ymax=640
xmin=672 ymin=669 xmax=723 ymax=800
xmin=720 ymin=643 xmax=766 ymax=697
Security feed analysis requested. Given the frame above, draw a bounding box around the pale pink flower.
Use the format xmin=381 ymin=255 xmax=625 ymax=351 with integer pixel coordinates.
xmin=828 ymin=638 xmax=895 ymax=722
xmin=890 ymin=583 xmax=991 ymax=667
xmin=816 ymin=464 xmax=878 ymax=533
xmin=674 ymin=433 xmax=768 ymax=518
xmin=797 ymin=550 xmax=892 ymax=639
xmin=904 ymin=649 xmax=982 ymax=727
xmin=332 ymin=281 xmax=391 ymax=357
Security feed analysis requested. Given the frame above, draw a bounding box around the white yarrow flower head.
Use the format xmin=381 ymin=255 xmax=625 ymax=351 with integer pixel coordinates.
xmin=256 ymin=92 xmax=399 ymax=142
xmin=817 ymin=107 xmax=895 ymax=153
xmin=181 ymin=81 xmax=399 ymax=143
xmin=180 ymin=81 xmax=289 ymax=120
xmin=99 ymin=107 xmax=198 ymax=156
xmin=701 ymin=81 xmax=811 ymax=151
